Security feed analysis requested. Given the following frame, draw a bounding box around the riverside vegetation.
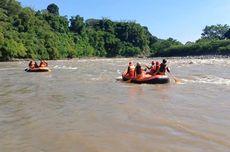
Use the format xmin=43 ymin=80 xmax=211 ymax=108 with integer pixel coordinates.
xmin=1 ymin=0 xmax=230 ymax=61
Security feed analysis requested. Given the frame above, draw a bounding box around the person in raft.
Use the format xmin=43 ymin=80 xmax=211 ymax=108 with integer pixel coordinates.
xmin=145 ymin=61 xmax=156 ymax=75
xmin=157 ymin=59 xmax=170 ymax=75
xmin=125 ymin=61 xmax=135 ymax=78
xmin=39 ymin=60 xmax=48 ymax=67
xmin=134 ymin=62 xmax=144 ymax=78
xmin=154 ymin=61 xmax=161 ymax=74
xmin=28 ymin=60 xmax=38 ymax=69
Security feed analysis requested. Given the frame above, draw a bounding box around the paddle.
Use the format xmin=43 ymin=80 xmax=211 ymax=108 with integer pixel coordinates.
xmin=168 ymin=72 xmax=182 ymax=84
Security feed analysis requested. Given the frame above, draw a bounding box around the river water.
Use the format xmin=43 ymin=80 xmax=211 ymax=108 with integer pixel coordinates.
xmin=0 ymin=57 xmax=230 ymax=152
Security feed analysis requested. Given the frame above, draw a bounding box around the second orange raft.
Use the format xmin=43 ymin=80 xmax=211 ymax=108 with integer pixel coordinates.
xmin=25 ymin=67 xmax=51 ymax=72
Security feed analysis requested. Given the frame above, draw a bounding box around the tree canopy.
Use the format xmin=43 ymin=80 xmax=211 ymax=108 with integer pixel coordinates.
xmin=201 ymin=24 xmax=229 ymax=40
xmin=47 ymin=3 xmax=59 ymax=15
xmin=1 ymin=1 xmax=230 ymax=61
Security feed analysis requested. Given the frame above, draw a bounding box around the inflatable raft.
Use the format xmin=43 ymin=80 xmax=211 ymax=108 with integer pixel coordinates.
xmin=25 ymin=67 xmax=51 ymax=72
xmin=122 ymin=70 xmax=169 ymax=84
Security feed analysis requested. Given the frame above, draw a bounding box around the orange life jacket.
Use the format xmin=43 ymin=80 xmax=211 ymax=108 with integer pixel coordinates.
xmin=39 ymin=61 xmax=48 ymax=67
xmin=129 ymin=64 xmax=135 ymax=78
xmin=149 ymin=66 xmax=156 ymax=74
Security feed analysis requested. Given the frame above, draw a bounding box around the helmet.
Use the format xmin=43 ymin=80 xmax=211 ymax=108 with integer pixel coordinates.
xmin=156 ymin=61 xmax=159 ymax=65
xmin=129 ymin=61 xmax=132 ymax=65
xmin=163 ymin=59 xmax=167 ymax=63
xmin=151 ymin=61 xmax=155 ymax=65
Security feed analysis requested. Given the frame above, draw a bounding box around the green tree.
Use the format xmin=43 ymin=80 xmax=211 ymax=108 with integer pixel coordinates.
xmin=87 ymin=30 xmax=106 ymax=56
xmin=69 ymin=15 xmax=85 ymax=35
xmin=201 ymin=24 xmax=229 ymax=40
xmin=47 ymin=3 xmax=59 ymax=15
xmin=1 ymin=39 xmax=27 ymax=59
xmin=99 ymin=18 xmax=115 ymax=33
xmin=151 ymin=38 xmax=182 ymax=56
xmin=43 ymin=13 xmax=69 ymax=33
xmin=0 ymin=0 xmax=21 ymax=15
xmin=224 ymin=29 xmax=230 ymax=39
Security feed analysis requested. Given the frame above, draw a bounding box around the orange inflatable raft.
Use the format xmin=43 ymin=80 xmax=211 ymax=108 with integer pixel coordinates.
xmin=25 ymin=67 xmax=51 ymax=72
xmin=122 ymin=70 xmax=170 ymax=84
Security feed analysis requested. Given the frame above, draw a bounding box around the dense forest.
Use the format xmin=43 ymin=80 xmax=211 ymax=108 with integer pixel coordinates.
xmin=1 ymin=0 xmax=230 ymax=61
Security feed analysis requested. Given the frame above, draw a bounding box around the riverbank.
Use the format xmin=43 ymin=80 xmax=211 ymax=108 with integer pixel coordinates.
xmin=1 ymin=55 xmax=229 ymax=62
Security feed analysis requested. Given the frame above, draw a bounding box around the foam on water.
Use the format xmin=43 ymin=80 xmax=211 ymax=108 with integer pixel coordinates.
xmin=183 ymin=75 xmax=230 ymax=85
xmin=53 ymin=65 xmax=78 ymax=70
xmin=170 ymin=57 xmax=230 ymax=67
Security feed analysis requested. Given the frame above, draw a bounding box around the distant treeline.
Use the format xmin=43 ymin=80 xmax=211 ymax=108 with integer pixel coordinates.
xmin=1 ymin=0 xmax=230 ymax=61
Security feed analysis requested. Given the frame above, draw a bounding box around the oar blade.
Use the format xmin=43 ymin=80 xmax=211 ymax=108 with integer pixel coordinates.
xmin=174 ymin=77 xmax=183 ymax=84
